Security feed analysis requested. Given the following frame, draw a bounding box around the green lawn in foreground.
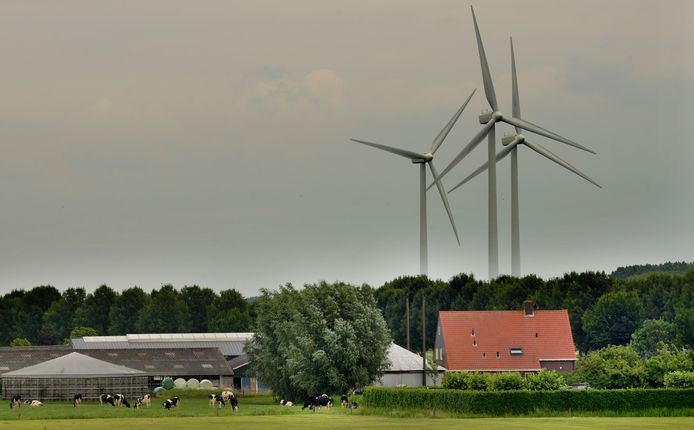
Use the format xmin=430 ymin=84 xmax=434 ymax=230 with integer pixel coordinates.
xmin=1 ymin=416 xmax=693 ymax=430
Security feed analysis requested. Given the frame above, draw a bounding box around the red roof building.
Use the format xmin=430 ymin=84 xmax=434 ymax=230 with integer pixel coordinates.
xmin=435 ymin=302 xmax=576 ymax=373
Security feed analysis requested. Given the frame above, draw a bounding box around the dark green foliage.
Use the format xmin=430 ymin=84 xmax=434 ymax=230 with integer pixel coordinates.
xmin=207 ymin=289 xmax=253 ymax=332
xmin=362 ymin=386 xmax=694 ymax=415
xmin=487 ymin=372 xmax=525 ymax=391
xmin=582 ymin=291 xmax=645 ymax=350
xmin=631 ymin=319 xmax=679 ymax=358
xmin=181 ymin=285 xmax=217 ymax=332
xmin=675 ymin=307 xmax=694 ymax=349
xmin=442 ymin=372 xmax=488 ymax=391
xmin=73 ymin=285 xmax=117 ymax=335
xmin=575 ymin=345 xmax=645 ymax=389
xmin=644 ymin=345 xmax=693 ymax=387
xmin=612 ymin=261 xmax=694 ymax=279
xmin=525 ymin=369 xmax=566 ymax=390
xmin=69 ymin=326 xmax=99 ymax=338
xmin=108 ymin=287 xmax=149 ymax=335
xmin=664 ymin=371 xmax=694 ymax=388
xmin=136 ymin=285 xmax=192 ymax=333
xmin=247 ymin=281 xmax=391 ymax=401
xmin=42 ymin=288 xmax=86 ymax=340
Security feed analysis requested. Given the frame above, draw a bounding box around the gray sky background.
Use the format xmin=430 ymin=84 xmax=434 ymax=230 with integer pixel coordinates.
xmin=1 ymin=0 xmax=692 ymax=296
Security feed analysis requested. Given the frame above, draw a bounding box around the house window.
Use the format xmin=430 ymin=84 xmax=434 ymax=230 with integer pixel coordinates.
xmin=510 ymin=347 xmax=523 ymax=355
xmin=535 ymin=332 xmax=538 ymax=338
xmin=482 ymin=352 xmax=486 ymax=359
xmin=471 ymin=328 xmax=475 ymax=336
xmin=496 ymin=351 xmax=500 ymax=359
xmin=473 ymin=339 xmax=477 ymax=347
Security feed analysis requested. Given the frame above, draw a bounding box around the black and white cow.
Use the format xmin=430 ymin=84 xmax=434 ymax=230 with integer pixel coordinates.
xmin=220 ymin=391 xmax=234 ymax=402
xmin=228 ymin=395 xmax=239 ymax=412
xmin=140 ymin=393 xmax=151 ymax=407
xmin=280 ymin=399 xmax=294 ymax=407
xmin=10 ymin=395 xmax=21 ymax=408
xmin=24 ymin=400 xmax=43 ymax=407
xmin=114 ymin=394 xmax=131 ymax=408
xmin=162 ymin=396 xmax=181 ymax=409
xmin=73 ymin=393 xmax=82 ymax=407
xmin=302 ymin=394 xmax=332 ymax=410
xmin=209 ymin=394 xmax=225 ymax=408
xmin=340 ymin=394 xmax=349 ymax=408
xmin=100 ymin=393 xmax=116 ymax=406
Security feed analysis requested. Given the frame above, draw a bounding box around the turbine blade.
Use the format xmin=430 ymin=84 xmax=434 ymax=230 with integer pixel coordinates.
xmin=510 ymin=37 xmax=521 ymax=133
xmin=431 ymin=89 xmax=476 ymax=155
xmin=471 ymin=6 xmax=498 ymax=111
xmin=350 ymin=138 xmax=425 ymax=161
xmin=427 ymin=161 xmax=460 ymax=245
xmin=524 ymin=140 xmax=602 ymax=188
xmin=503 ymin=116 xmax=597 ymax=154
xmin=448 ymin=143 xmax=517 ymax=194
xmin=426 ymin=120 xmax=496 ymax=191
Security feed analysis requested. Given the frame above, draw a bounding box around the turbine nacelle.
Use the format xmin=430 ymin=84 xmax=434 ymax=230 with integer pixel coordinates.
xmin=479 ymin=111 xmax=502 ymax=124
xmin=502 ymin=134 xmax=524 ymax=146
xmin=411 ymin=153 xmax=433 ymax=164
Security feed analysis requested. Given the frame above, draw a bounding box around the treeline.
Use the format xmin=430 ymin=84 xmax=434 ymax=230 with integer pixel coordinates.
xmin=611 ymin=261 xmax=694 ymax=280
xmin=0 ymin=285 xmax=254 ymax=346
xmin=374 ymin=270 xmax=694 ymax=354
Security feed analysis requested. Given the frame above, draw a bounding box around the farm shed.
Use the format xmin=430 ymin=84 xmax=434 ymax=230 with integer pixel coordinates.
xmin=1 ymin=352 xmax=147 ymax=400
xmin=373 ymin=343 xmax=446 ymax=387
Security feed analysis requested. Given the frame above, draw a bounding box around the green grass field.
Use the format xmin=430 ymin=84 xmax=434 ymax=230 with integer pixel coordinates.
xmin=0 ymin=395 xmax=692 ymax=429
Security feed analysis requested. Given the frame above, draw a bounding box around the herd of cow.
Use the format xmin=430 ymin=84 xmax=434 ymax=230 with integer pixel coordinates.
xmin=8 ymin=390 xmax=357 ymax=411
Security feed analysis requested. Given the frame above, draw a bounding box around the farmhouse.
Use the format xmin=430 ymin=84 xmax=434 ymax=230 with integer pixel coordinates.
xmin=434 ymin=302 xmax=577 ymax=373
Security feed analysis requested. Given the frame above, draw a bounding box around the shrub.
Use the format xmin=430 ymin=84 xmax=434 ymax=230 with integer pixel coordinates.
xmin=487 ymin=372 xmax=525 ymax=391
xmin=526 ymin=369 xmax=565 ymax=390
xmin=441 ymin=372 xmax=488 ymax=391
xmin=575 ymin=345 xmax=646 ymax=388
xmin=362 ymin=386 xmax=694 ymax=415
xmin=644 ymin=345 xmax=693 ymax=387
xmin=664 ymin=371 xmax=694 ymax=388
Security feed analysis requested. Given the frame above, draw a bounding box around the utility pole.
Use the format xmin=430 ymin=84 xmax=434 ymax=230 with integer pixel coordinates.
xmin=421 ymin=294 xmax=426 ymax=387
xmin=406 ymin=294 xmax=410 ymax=350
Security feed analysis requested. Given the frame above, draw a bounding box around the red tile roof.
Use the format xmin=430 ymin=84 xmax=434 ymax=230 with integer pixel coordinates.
xmin=439 ymin=310 xmax=576 ymax=371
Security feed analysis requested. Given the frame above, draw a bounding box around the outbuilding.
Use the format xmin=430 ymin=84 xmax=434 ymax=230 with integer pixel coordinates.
xmin=373 ymin=343 xmax=446 ymax=387
xmin=1 ymin=352 xmax=147 ymax=400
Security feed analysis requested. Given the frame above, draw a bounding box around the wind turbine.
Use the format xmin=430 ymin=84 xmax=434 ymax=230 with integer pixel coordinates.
xmin=351 ymin=89 xmax=476 ymax=276
xmin=448 ymin=37 xmax=601 ymax=277
xmin=430 ymin=6 xmax=596 ymax=279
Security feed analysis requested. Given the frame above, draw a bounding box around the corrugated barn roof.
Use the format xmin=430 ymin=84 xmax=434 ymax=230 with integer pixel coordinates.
xmin=1 ymin=352 xmax=145 ymax=378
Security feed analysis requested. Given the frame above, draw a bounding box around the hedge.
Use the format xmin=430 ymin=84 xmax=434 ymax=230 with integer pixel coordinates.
xmin=362 ymin=387 xmax=694 ymax=415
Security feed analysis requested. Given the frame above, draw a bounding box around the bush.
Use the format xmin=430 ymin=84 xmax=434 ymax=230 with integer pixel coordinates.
xmin=575 ymin=345 xmax=646 ymax=388
xmin=441 ymin=372 xmax=487 ymax=391
xmin=664 ymin=371 xmax=694 ymax=388
xmin=362 ymin=387 xmax=694 ymax=415
xmin=488 ymin=373 xmax=525 ymax=391
xmin=526 ymin=369 xmax=565 ymax=390
xmin=644 ymin=345 xmax=693 ymax=387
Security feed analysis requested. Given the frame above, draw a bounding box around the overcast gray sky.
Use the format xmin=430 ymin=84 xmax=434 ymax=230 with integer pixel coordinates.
xmin=1 ymin=1 xmax=692 ymax=296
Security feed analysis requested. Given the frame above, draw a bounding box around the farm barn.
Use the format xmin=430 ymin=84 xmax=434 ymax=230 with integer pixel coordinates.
xmin=373 ymin=343 xmax=446 ymax=387
xmin=1 ymin=352 xmax=147 ymax=400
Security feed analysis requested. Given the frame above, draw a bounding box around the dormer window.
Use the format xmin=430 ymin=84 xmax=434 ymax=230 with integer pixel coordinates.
xmin=510 ymin=347 xmax=523 ymax=355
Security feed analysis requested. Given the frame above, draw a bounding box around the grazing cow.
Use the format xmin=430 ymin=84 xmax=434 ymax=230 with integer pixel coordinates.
xmin=280 ymin=399 xmax=294 ymax=407
xmin=221 ymin=391 xmax=234 ymax=402
xmin=350 ymin=401 xmax=359 ymax=409
xmin=229 ymin=395 xmax=238 ymax=411
xmin=25 ymin=400 xmax=43 ymax=407
xmin=162 ymin=396 xmax=181 ymax=409
xmin=340 ymin=394 xmax=349 ymax=408
xmin=134 ymin=397 xmax=143 ymax=409
xmin=208 ymin=394 xmax=216 ymax=407
xmin=114 ymin=394 xmax=131 ymax=408
xmin=100 ymin=394 xmax=116 ymax=406
xmin=141 ymin=394 xmax=151 ymax=407
xmin=10 ymin=395 xmax=21 ymax=409
xmin=73 ymin=393 xmax=82 ymax=407
xmin=302 ymin=394 xmax=332 ymax=410
xmin=210 ymin=394 xmax=225 ymax=408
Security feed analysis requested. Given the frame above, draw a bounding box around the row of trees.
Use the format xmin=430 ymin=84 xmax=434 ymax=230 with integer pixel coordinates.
xmin=374 ymin=270 xmax=694 ymax=354
xmin=0 ymin=284 xmax=253 ymax=345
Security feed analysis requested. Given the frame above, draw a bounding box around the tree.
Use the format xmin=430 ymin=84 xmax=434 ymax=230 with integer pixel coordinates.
xmin=674 ymin=307 xmax=694 ymax=349
xmin=207 ymin=289 xmax=252 ymax=332
xmin=69 ymin=326 xmax=99 ymax=339
xmin=42 ymin=288 xmax=86 ymax=340
xmin=10 ymin=337 xmax=31 ymax=347
xmin=12 ymin=286 xmax=61 ymax=343
xmin=631 ymin=319 xmax=679 ymax=358
xmin=136 ymin=285 xmax=191 ymax=333
xmin=525 ymin=369 xmax=566 ymax=390
xmin=575 ymin=345 xmax=646 ymax=389
xmin=74 ymin=285 xmax=117 ymax=335
xmin=644 ymin=345 xmax=693 ymax=387
xmin=181 ymin=285 xmax=217 ymax=332
xmin=108 ymin=287 xmax=149 ymax=335
xmin=247 ymin=282 xmax=391 ymax=400
xmin=36 ymin=330 xmax=61 ymax=345
xmin=582 ymin=290 xmax=645 ymax=350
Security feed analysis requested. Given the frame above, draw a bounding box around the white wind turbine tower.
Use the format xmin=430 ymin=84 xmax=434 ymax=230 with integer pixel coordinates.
xmin=448 ymin=37 xmax=601 ymax=277
xmin=351 ymin=89 xmax=476 ymax=276
xmin=430 ymin=6 xmax=596 ymax=279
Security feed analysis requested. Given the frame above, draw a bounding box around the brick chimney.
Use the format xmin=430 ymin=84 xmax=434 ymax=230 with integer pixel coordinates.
xmin=523 ymin=300 xmax=535 ymax=317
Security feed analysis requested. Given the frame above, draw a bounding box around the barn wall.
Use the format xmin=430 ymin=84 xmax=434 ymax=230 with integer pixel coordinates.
xmin=2 ymin=376 xmax=148 ymax=401
xmin=373 ymin=372 xmax=444 ymax=387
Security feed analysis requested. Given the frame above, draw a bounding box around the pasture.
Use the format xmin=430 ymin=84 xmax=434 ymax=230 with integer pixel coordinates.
xmin=0 ymin=395 xmax=693 ymax=429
